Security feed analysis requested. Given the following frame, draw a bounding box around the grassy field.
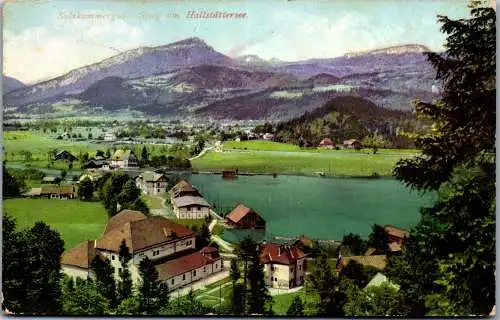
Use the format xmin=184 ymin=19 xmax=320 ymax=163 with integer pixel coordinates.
xmin=223 ymin=140 xmax=419 ymax=155
xmin=195 ymin=277 xmax=233 ymax=308
xmin=224 ymin=140 xmax=301 ymax=151
xmin=172 ymin=218 xmax=207 ymax=230
xmin=192 ymin=150 xmax=414 ymax=177
xmin=143 ymin=194 xmax=167 ymax=210
xmin=3 ymin=198 xmax=108 ymax=250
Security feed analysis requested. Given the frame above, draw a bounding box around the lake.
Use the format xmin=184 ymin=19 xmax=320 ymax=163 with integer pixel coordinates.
xmin=188 ymin=174 xmax=435 ymax=241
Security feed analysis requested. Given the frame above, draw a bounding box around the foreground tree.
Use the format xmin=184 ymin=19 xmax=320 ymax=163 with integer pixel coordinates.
xmin=77 ymin=177 xmax=94 ymax=200
xmin=62 ymin=278 xmax=109 ymax=315
xmin=117 ymin=240 xmax=133 ymax=304
xmin=287 ymin=296 xmax=305 ymax=316
xmin=344 ymin=282 xmax=400 ymax=316
xmin=247 ymin=250 xmax=272 ymax=315
xmin=389 ymin=5 xmax=496 ymax=316
xmin=229 ymin=259 xmax=240 ymax=283
xmin=3 ymin=218 xmax=65 ymax=315
xmin=160 ymin=290 xmax=212 ymax=315
xmin=308 ymin=253 xmax=344 ymax=316
xmin=3 ymin=166 xmax=21 ymax=197
xmin=138 ymin=257 xmax=170 ymax=315
xmin=90 ymin=256 xmax=117 ymax=309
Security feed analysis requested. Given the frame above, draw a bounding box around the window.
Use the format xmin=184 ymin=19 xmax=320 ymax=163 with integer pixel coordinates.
xmin=299 ymin=265 xmax=301 ymax=271
xmin=111 ymin=255 xmax=115 ymax=260
xmin=291 ymin=267 xmax=294 ymax=273
xmin=300 ymin=276 xmax=303 ymax=281
xmin=139 ymin=252 xmax=144 ymax=256
xmin=182 ymin=274 xmax=186 ymax=280
xmin=171 ymin=279 xmax=174 ymax=285
xmin=215 ymin=264 xmax=218 ymax=269
xmin=204 ymin=266 xmax=206 ymax=272
xmin=118 ymin=268 xmax=122 ymax=273
xmin=274 ymin=277 xmax=277 ymax=281
xmin=193 ymin=270 xmax=197 ymax=277
xmin=197 ymin=206 xmax=201 ymax=211
xmin=271 ymin=265 xmax=275 ymax=271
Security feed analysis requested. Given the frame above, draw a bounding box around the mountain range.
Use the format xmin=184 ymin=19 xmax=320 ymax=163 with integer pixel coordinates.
xmin=3 ymin=37 xmax=438 ymax=121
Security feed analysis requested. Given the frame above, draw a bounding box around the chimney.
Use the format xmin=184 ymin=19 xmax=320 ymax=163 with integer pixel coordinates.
xmin=94 ymin=240 xmax=97 ymax=248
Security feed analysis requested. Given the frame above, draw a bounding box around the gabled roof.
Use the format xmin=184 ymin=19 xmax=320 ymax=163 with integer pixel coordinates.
xmin=344 ymin=255 xmax=388 ymax=270
xmin=343 ymin=139 xmax=361 ymax=145
xmin=104 ymin=209 xmax=147 ymax=234
xmin=96 ymin=216 xmax=194 ymax=253
xmin=172 ymin=196 xmax=210 ymax=208
xmin=365 ymin=272 xmax=400 ymax=290
xmin=319 ymin=138 xmax=334 ymax=146
xmin=155 ymin=247 xmax=221 ymax=280
xmin=41 ymin=185 xmax=73 ymax=195
xmin=260 ymin=243 xmax=305 ymax=265
xmin=226 ymin=204 xmax=263 ymax=224
xmin=137 ymin=171 xmax=166 ymax=182
xmin=170 ymin=180 xmax=197 ymax=194
xmin=384 ymin=225 xmax=410 ymax=239
xmin=61 ymin=240 xmax=104 ymax=269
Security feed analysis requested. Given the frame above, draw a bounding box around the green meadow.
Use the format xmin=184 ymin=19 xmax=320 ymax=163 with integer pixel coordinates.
xmin=3 ymin=198 xmax=109 ymax=250
xmin=192 ymin=150 xmax=413 ymax=177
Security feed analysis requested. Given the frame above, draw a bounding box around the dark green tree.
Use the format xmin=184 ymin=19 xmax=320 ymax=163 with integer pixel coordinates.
xmin=118 ymin=180 xmax=141 ymax=205
xmin=367 ymin=224 xmax=390 ymax=253
xmin=340 ymin=260 xmax=370 ymax=288
xmin=115 ymin=296 xmax=141 ymax=315
xmin=141 ymin=145 xmax=149 ymax=165
xmin=117 ymin=240 xmax=133 ymax=304
xmin=230 ymin=283 xmax=245 ymax=315
xmin=138 ymin=257 xmax=169 ymax=315
xmin=90 ymin=255 xmax=117 ymax=309
xmin=160 ymin=289 xmax=212 ymax=315
xmin=229 ymin=258 xmax=240 ymax=283
xmin=341 ymin=233 xmax=368 ymax=255
xmin=196 ymin=222 xmax=211 ymax=249
xmin=308 ymin=253 xmax=344 ymax=316
xmin=62 ymin=278 xmax=109 ymax=315
xmin=287 ymin=296 xmax=305 ymax=316
xmin=77 ymin=177 xmax=94 ymax=200
xmin=3 ymin=166 xmax=21 ymax=197
xmin=343 ymin=282 xmax=400 ymax=316
xmin=389 ymin=6 xmax=496 ymax=317
xmin=247 ymin=251 xmax=272 ymax=315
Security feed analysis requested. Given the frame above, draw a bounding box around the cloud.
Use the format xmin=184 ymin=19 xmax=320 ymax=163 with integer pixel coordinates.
xmin=4 ymin=16 xmax=149 ymax=83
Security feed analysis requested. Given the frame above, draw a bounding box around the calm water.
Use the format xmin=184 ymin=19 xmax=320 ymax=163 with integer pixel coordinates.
xmin=188 ymin=174 xmax=435 ymax=240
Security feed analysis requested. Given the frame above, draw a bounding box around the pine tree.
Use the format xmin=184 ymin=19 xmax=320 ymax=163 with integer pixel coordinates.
xmin=247 ymin=252 xmax=272 ymax=315
xmin=90 ymin=255 xmax=117 ymax=309
xmin=231 ymin=283 xmax=245 ymax=315
xmin=138 ymin=257 xmax=169 ymax=315
xmin=117 ymin=240 xmax=133 ymax=304
xmin=287 ymin=296 xmax=304 ymax=316
xmin=309 ymin=253 xmax=344 ymax=316
xmin=62 ymin=278 xmax=109 ymax=315
xmin=229 ymin=259 xmax=240 ymax=283
xmin=389 ymin=6 xmax=496 ymax=316
xmin=141 ymin=145 xmax=149 ymax=165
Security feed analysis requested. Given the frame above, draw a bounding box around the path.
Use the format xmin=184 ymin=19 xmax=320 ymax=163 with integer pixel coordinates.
xmin=170 ymin=269 xmax=230 ymax=298
xmin=210 ymin=209 xmax=224 ymax=220
xmin=188 ymin=147 xmax=213 ymax=161
xmin=208 ymin=219 xmax=217 ymax=232
xmin=211 ymin=235 xmax=235 ymax=252
xmin=269 ymin=286 xmax=303 ymax=296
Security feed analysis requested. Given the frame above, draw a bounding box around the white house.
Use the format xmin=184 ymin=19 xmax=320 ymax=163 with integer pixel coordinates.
xmin=172 ymin=196 xmax=211 ymax=219
xmin=259 ymin=243 xmax=306 ymax=289
xmin=61 ymin=210 xmax=223 ymax=289
xmin=136 ymin=171 xmax=168 ymax=195
xmin=111 ymin=149 xmax=138 ymax=168
xmin=104 ymin=132 xmax=117 ymax=142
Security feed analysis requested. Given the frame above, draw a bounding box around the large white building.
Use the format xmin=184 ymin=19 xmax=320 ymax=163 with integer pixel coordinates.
xmin=169 ymin=180 xmax=211 ymax=219
xmin=61 ymin=210 xmax=223 ymax=289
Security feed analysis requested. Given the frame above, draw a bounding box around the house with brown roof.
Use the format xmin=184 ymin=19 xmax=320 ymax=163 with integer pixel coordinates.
xmin=384 ymin=225 xmax=409 ymax=245
xmin=343 ymin=139 xmax=362 ymax=150
xmin=171 ymin=196 xmax=211 ymax=219
xmin=336 ymin=254 xmax=388 ymax=272
xmin=260 ymin=243 xmax=306 ymax=289
xmin=318 ymin=138 xmax=335 ymax=149
xmin=135 ymin=171 xmax=168 ymax=195
xmin=111 ymin=149 xmax=138 ymax=168
xmin=169 ymin=180 xmax=202 ymax=199
xmin=25 ymin=185 xmax=75 ymax=199
xmin=225 ymin=204 xmax=266 ymax=229
xmin=62 ymin=209 xmax=222 ymax=287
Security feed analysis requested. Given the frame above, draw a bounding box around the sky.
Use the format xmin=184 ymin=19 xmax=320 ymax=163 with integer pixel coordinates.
xmin=3 ymin=0 xmax=471 ymax=84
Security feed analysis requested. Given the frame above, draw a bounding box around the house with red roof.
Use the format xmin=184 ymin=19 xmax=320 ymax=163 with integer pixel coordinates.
xmin=259 ymin=243 xmax=306 ymax=289
xmin=318 ymin=137 xmax=336 ymax=149
xmin=225 ymin=204 xmax=266 ymax=229
xmin=61 ymin=209 xmax=223 ymax=290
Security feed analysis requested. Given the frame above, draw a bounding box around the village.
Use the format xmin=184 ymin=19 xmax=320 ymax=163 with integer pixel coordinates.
xmin=16 ymin=142 xmax=410 ymax=306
